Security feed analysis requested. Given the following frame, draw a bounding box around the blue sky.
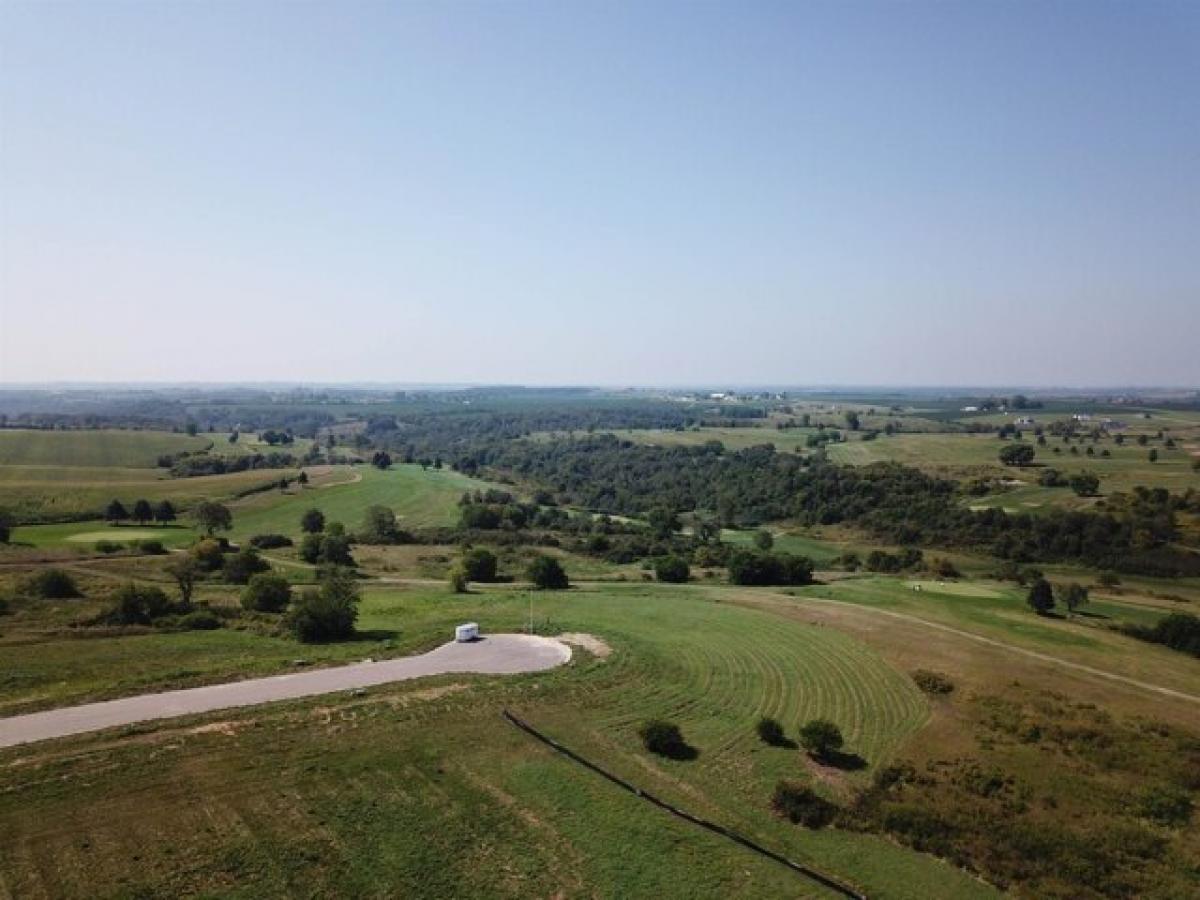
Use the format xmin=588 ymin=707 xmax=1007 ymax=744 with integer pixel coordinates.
xmin=1 ymin=1 xmax=1197 ymax=386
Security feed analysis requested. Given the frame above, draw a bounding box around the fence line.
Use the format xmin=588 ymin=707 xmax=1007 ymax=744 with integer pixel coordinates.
xmin=501 ymin=709 xmax=868 ymax=900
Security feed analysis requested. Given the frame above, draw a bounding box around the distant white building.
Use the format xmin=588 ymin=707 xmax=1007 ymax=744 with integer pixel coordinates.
xmin=961 ymin=405 xmax=979 ymax=412
xmin=1015 ymin=416 xmax=1035 ymax=426
xmin=1072 ymin=413 xmax=1092 ymax=422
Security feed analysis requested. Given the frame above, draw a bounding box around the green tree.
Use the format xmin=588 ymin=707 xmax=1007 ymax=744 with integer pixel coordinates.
xmin=638 ymin=720 xmax=690 ymax=758
xmin=756 ymin=717 xmax=787 ymax=746
xmin=153 ymin=499 xmax=176 ymax=524
xmin=998 ymin=443 xmax=1035 ymax=467
xmin=448 ymin=566 xmax=469 ymax=594
xmin=654 ymin=555 xmax=690 ymax=583
xmin=108 ymin=583 xmax=172 ymax=625
xmin=844 ymin=410 xmax=861 ymax=431
xmin=105 ymin=499 xmax=129 ymax=523
xmin=527 ymin=555 xmax=569 ymax=590
xmin=0 ymin=509 xmax=11 ymax=544
xmin=753 ymin=529 xmax=774 ymax=550
xmin=359 ymin=504 xmax=400 ymax=544
xmin=647 ymin=506 xmax=680 ymax=539
xmin=167 ymin=554 xmax=201 ymax=607
xmin=25 ymin=568 xmax=81 ymax=599
xmin=300 ymin=507 xmax=326 ymax=534
xmin=461 ymin=548 xmax=498 ymax=582
xmin=299 ymin=532 xmax=323 ymax=564
xmin=286 ymin=570 xmax=360 ymax=642
xmin=1027 ymin=578 xmax=1055 ymax=615
xmin=1058 ymin=582 xmax=1089 ymax=617
xmin=131 ymin=498 xmax=153 ymax=525
xmin=1069 ymin=472 xmax=1100 ymax=497
xmin=798 ymin=719 xmax=844 ymax=760
xmin=1148 ymin=448 xmax=1159 ymax=463
xmin=319 ymin=531 xmax=355 ymax=567
xmin=223 ymin=547 xmax=269 ymax=584
xmin=193 ymin=501 xmax=232 ymax=536
xmin=241 ymin=573 xmax=292 ymax=612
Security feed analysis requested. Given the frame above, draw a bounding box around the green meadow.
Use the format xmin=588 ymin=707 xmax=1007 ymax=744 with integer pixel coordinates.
xmin=0 ymin=581 xmax=997 ymax=900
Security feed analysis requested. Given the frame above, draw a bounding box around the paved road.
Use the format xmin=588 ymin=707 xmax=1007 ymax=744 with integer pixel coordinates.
xmin=0 ymin=634 xmax=571 ymax=750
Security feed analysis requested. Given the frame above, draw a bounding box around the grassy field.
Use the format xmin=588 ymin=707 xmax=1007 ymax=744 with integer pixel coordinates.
xmin=0 ymin=429 xmax=212 ymax=467
xmin=825 ymin=432 xmax=1198 ymax=497
xmin=0 ymin=582 xmax=1000 ymax=900
xmin=786 ymin=575 xmax=1200 ymax=701
xmin=225 ymin=464 xmax=503 ymax=540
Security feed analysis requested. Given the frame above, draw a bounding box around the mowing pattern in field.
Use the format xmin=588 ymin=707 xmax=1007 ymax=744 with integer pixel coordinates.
xmin=539 ymin=586 xmax=929 ymax=787
xmin=0 ymin=583 xmax=988 ymax=899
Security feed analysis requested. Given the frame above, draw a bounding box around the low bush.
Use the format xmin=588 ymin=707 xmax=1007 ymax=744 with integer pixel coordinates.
xmin=223 ymin=548 xmax=270 ymax=584
xmin=286 ymin=570 xmax=360 ymax=642
xmin=241 ymin=573 xmax=293 ymax=613
xmin=755 ymin=716 xmax=787 ymax=746
xmin=527 ymin=555 xmax=569 ymax=590
xmin=249 ymin=533 xmax=293 ymax=549
xmin=638 ymin=720 xmax=691 ymax=759
xmin=137 ymin=539 xmax=166 ymax=555
xmin=799 ymin=718 xmax=844 ymax=759
xmin=94 ymin=540 xmax=123 ymax=554
xmin=911 ymin=669 xmax=955 ymax=695
xmin=771 ymin=782 xmax=838 ymax=828
xmin=1139 ymin=785 xmax=1193 ymax=827
xmin=654 ymin=555 xmax=690 ymax=583
xmin=460 ymin=548 xmax=498 ymax=582
xmin=104 ymin=583 xmax=175 ymax=625
xmin=25 ymin=568 xmax=81 ymax=599
xmin=175 ymin=610 xmax=221 ymax=631
xmin=727 ymin=550 xmax=813 ymax=586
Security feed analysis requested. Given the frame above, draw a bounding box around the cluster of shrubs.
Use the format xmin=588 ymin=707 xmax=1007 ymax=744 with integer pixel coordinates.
xmin=82 ymin=538 xmax=167 ymax=556
xmin=911 ymin=670 xmax=955 ymax=695
xmin=248 ymin=533 xmax=293 ymax=549
xmin=726 ymin=549 xmax=813 ymax=586
xmin=1119 ymin=612 xmax=1200 ymax=658
xmin=635 ymin=714 xmax=850 ymax=830
xmin=166 ymin=451 xmax=297 ymax=477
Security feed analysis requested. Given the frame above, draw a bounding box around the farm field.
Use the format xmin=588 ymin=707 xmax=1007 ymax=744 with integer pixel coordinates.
xmin=0 ymin=428 xmax=310 ymax=523
xmin=0 ymin=467 xmax=297 ymax=525
xmin=0 ymin=429 xmax=212 ymax=467
xmin=0 ymin=582 xmax=997 ymax=900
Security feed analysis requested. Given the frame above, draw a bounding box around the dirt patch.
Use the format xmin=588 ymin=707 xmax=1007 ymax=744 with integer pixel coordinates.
xmin=187 ymin=721 xmax=244 ymax=737
xmin=557 ymin=632 xmax=611 ymax=659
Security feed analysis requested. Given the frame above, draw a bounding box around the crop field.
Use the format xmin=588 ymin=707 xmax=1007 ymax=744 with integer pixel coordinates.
xmin=0 ymin=429 xmax=211 ymax=467
xmin=0 ymin=582 xmax=999 ymax=900
xmin=0 ymin=467 xmax=298 ymax=525
xmin=225 ymin=464 xmax=504 ymax=539
xmin=0 ymin=429 xmax=309 ymax=524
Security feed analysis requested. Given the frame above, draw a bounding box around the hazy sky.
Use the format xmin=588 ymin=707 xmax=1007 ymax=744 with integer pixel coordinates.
xmin=1 ymin=1 xmax=1197 ymax=386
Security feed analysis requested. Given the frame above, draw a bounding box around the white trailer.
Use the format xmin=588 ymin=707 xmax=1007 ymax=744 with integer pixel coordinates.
xmin=455 ymin=622 xmax=480 ymax=643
